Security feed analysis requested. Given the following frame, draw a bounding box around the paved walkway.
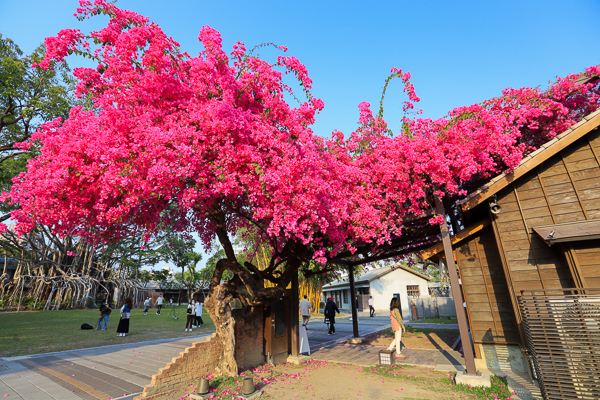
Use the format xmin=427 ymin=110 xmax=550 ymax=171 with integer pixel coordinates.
xmin=0 ymin=335 xmax=210 ymax=400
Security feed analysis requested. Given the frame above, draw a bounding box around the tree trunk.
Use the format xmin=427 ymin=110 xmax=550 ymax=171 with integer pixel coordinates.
xmin=204 ymin=284 xmax=238 ymax=377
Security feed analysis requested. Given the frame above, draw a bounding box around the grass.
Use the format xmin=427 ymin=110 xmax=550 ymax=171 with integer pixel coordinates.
xmin=368 ymin=364 xmax=515 ymax=400
xmin=0 ymin=305 xmax=214 ymax=357
xmin=410 ymin=317 xmax=458 ymax=324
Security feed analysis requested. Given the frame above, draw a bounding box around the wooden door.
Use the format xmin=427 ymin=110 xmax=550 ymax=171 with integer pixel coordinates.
xmin=264 ymin=298 xmax=289 ymax=356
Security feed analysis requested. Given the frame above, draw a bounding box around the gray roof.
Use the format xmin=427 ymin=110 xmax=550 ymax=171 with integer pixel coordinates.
xmin=323 ymin=265 xmax=430 ymax=290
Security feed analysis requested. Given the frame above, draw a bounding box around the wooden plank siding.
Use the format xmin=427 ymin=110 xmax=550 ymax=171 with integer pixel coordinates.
xmin=571 ymin=239 xmax=600 ymax=288
xmin=484 ymin=129 xmax=600 ymax=323
xmin=454 ymin=225 xmax=521 ymax=346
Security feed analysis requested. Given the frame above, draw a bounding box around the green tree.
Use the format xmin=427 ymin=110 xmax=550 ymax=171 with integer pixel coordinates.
xmin=0 ymin=34 xmax=76 ymax=222
xmin=159 ymin=233 xmax=202 ymax=303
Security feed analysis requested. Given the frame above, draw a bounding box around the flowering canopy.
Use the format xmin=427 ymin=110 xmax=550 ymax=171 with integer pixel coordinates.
xmin=1 ymin=0 xmax=599 ymax=266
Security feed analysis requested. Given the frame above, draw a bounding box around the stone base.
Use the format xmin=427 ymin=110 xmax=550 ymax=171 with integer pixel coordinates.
xmin=237 ymin=390 xmax=263 ymax=399
xmin=191 ymin=390 xmax=263 ymax=400
xmin=454 ymin=370 xmax=491 ymax=388
xmin=189 ymin=393 xmax=211 ymax=399
xmin=287 ymin=354 xmax=311 ymax=365
xmin=346 ymin=337 xmax=366 ymax=344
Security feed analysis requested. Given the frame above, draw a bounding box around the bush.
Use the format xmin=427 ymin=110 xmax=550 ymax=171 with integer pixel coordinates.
xmin=86 ymin=297 xmax=97 ymax=308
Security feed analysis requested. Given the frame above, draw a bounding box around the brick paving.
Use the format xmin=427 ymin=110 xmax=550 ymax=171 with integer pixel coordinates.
xmin=309 ymin=342 xmax=467 ymax=371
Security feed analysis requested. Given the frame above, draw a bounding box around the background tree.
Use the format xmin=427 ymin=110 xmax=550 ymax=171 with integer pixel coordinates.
xmin=0 ymin=34 xmax=76 ymax=223
xmin=158 ymin=233 xmax=202 ymax=303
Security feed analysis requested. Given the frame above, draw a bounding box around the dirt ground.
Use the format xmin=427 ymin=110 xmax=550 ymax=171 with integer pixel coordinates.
xmin=364 ymin=327 xmax=460 ymax=351
xmin=258 ymin=362 xmax=477 ymax=400
xmin=192 ymin=360 xmax=514 ymax=400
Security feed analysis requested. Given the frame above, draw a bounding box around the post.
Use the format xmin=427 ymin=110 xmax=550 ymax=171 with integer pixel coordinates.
xmin=291 ymin=272 xmax=299 ymax=357
xmin=348 ymin=266 xmax=360 ymax=338
xmin=434 ymin=195 xmax=478 ymax=375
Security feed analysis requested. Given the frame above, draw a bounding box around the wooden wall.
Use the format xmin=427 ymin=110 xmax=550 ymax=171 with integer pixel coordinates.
xmin=569 ymin=239 xmax=600 ymax=288
xmin=455 ymin=225 xmax=521 ymax=351
xmin=483 ymin=127 xmax=600 ymax=332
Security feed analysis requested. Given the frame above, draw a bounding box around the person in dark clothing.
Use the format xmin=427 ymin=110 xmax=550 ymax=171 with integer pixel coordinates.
xmin=97 ymin=299 xmax=112 ymax=330
xmin=324 ymin=297 xmax=340 ymax=335
xmin=116 ymin=297 xmax=133 ymax=337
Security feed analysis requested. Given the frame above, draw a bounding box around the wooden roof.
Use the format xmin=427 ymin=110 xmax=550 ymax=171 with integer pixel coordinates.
xmin=533 ymin=219 xmax=600 ymax=245
xmin=458 ymin=108 xmax=600 ymax=212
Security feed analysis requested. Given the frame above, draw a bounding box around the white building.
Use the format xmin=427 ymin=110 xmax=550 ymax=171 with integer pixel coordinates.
xmin=322 ymin=265 xmax=431 ymax=319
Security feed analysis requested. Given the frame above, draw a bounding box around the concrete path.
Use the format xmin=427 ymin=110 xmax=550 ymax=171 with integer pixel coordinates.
xmin=0 ymin=334 xmax=210 ymax=400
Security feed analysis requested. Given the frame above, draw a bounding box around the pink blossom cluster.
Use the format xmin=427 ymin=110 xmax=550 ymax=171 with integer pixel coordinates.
xmin=1 ymin=0 xmax=599 ymax=266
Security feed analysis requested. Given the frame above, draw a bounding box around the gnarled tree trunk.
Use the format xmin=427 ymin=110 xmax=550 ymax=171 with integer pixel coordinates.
xmin=204 ymin=283 xmax=238 ymax=377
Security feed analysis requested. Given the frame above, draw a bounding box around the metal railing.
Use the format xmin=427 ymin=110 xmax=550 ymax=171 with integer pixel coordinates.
xmin=519 ymin=288 xmax=600 ymax=400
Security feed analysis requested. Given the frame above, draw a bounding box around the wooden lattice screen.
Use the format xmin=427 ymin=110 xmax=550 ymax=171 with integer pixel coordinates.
xmin=519 ymin=288 xmax=600 ymax=400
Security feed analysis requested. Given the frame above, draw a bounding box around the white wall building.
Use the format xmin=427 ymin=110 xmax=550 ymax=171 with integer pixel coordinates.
xmin=322 ymin=265 xmax=431 ymax=319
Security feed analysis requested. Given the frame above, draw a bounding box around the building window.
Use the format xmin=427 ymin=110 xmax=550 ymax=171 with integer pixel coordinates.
xmin=407 ymin=285 xmax=420 ymax=297
xmin=343 ymin=290 xmax=348 ymax=304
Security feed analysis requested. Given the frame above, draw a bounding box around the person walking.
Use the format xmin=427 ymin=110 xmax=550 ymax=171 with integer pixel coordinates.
xmin=143 ymin=297 xmax=151 ymax=315
xmin=299 ymin=295 xmax=312 ymax=329
xmin=185 ymin=300 xmax=195 ymax=332
xmin=194 ymin=299 xmax=204 ymax=328
xmin=96 ymin=298 xmax=112 ymax=330
xmin=156 ymin=294 xmax=164 ymax=315
xmin=369 ymin=296 xmax=375 ymax=317
xmin=169 ymin=297 xmax=173 ymax=308
xmin=116 ymin=297 xmax=133 ymax=337
xmin=324 ymin=297 xmax=340 ymax=335
xmin=387 ymin=297 xmax=406 ymax=358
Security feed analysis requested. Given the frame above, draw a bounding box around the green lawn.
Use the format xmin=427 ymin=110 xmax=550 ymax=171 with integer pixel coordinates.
xmin=0 ymin=305 xmax=214 ymax=357
xmin=409 ymin=317 xmax=458 ymax=324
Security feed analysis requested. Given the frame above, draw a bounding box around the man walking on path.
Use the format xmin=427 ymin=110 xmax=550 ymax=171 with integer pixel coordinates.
xmin=299 ymin=295 xmax=312 ymax=329
xmin=143 ymin=297 xmax=151 ymax=315
xmin=96 ymin=299 xmax=112 ymax=330
xmin=369 ymin=296 xmax=375 ymax=317
xmin=156 ymin=294 xmax=164 ymax=315
xmin=324 ymin=297 xmax=340 ymax=335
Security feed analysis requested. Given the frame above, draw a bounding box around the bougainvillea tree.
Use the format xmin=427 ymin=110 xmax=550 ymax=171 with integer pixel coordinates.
xmin=1 ymin=0 xmax=599 ymax=375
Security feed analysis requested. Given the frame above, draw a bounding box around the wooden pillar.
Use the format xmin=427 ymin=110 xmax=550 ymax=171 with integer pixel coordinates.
xmin=348 ymin=266 xmax=360 ymax=338
xmin=291 ymin=272 xmax=299 ymax=357
xmin=434 ymin=195 xmax=478 ymax=375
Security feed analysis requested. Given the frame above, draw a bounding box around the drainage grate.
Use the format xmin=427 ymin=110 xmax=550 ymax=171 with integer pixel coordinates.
xmin=0 ymin=365 xmax=9 ymax=371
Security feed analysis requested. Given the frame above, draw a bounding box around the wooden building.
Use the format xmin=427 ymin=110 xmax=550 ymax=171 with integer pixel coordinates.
xmin=421 ymin=108 xmax=600 ymax=363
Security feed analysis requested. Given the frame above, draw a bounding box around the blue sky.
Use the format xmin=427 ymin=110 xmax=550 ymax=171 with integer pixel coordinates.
xmin=1 ymin=0 xmax=599 ymax=270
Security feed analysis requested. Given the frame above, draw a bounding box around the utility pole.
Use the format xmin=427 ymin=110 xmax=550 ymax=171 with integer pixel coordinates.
xmin=348 ymin=266 xmax=360 ymax=338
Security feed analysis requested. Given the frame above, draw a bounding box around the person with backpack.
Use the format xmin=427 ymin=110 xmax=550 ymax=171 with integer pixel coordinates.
xmin=387 ymin=297 xmax=406 ymax=358
xmin=324 ymin=297 xmax=340 ymax=335
xmin=185 ymin=300 xmax=195 ymax=332
xmin=116 ymin=297 xmax=133 ymax=337
xmin=96 ymin=299 xmax=112 ymax=330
